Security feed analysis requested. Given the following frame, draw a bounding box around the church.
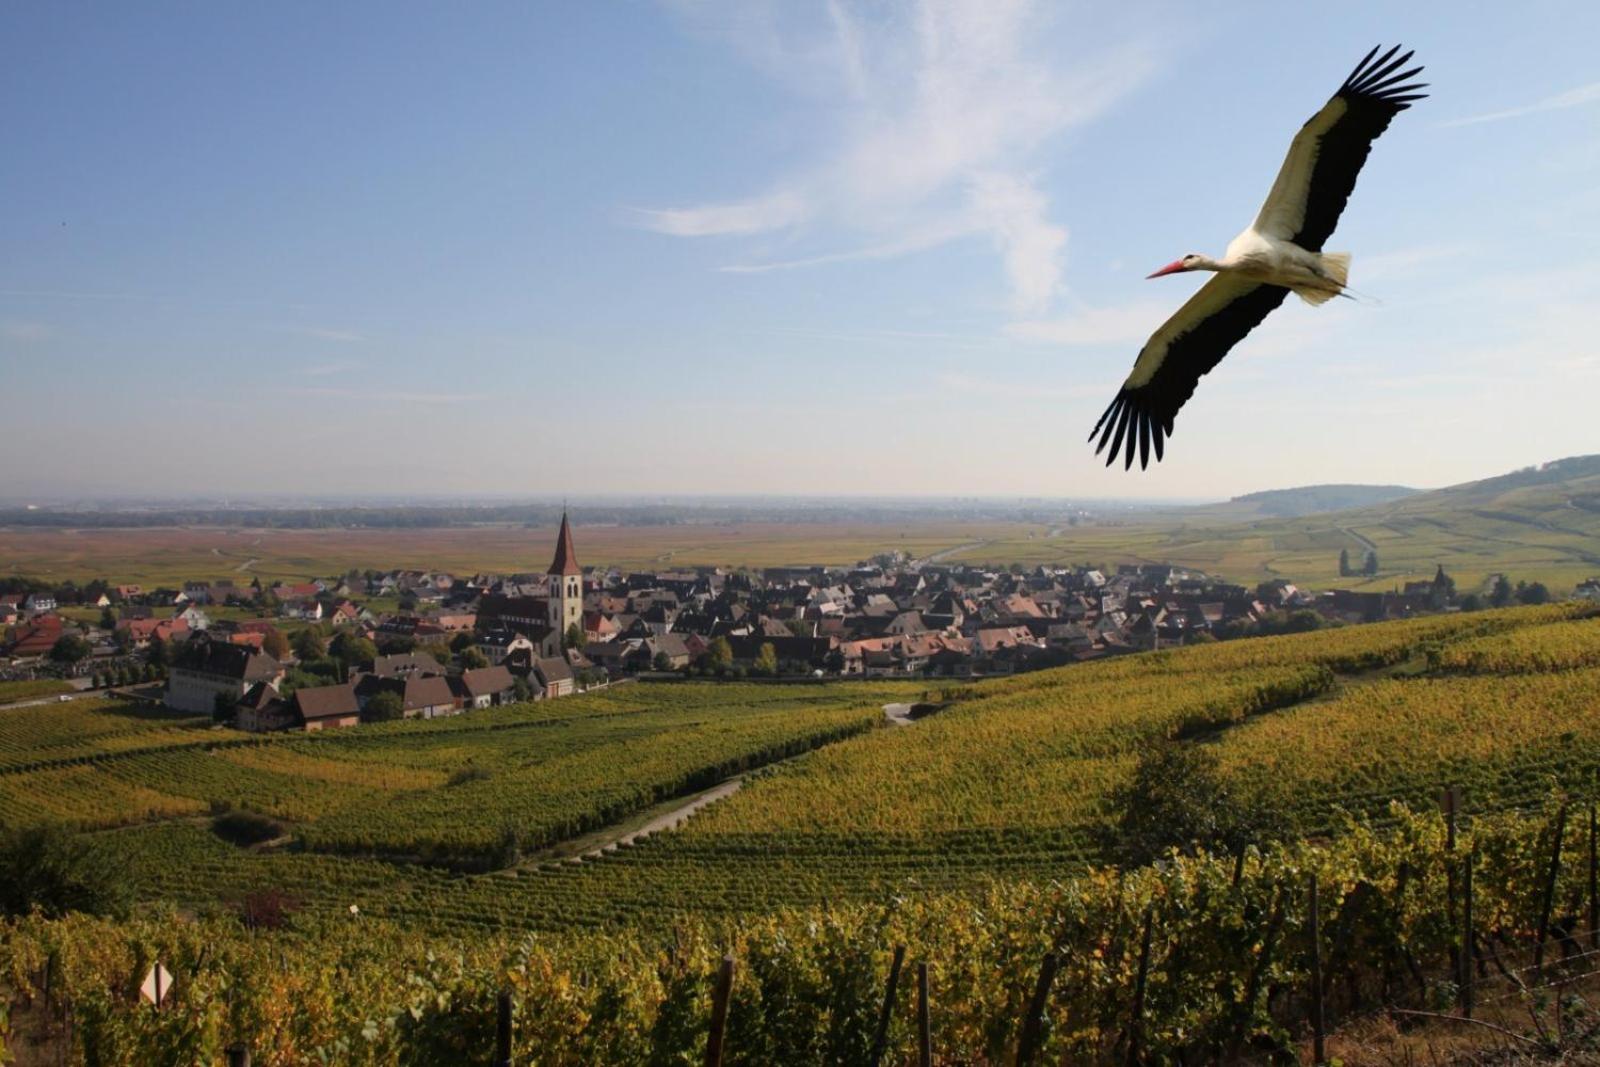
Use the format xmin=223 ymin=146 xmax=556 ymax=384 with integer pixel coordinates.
xmin=475 ymin=512 xmax=585 ymax=658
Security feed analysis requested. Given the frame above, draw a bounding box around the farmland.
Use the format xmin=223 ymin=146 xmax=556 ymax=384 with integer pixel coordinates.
xmin=0 ymin=522 xmax=1031 ymax=585
xmin=955 ymin=455 xmax=1600 ymax=593
xmin=7 ymin=605 xmax=1600 ymax=1062
xmin=0 ymin=683 xmax=910 ymax=856
xmin=3 ymin=602 xmax=1592 ymax=939
xmin=7 ymin=458 xmax=1600 ymax=595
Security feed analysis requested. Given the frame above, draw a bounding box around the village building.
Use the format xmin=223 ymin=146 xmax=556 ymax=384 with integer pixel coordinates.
xmin=165 ymin=640 xmax=284 ymax=715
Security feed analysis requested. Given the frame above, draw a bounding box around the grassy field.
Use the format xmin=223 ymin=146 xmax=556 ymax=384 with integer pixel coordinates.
xmin=0 ymin=522 xmax=1029 ymax=585
xmin=0 ymin=679 xmax=74 ymax=704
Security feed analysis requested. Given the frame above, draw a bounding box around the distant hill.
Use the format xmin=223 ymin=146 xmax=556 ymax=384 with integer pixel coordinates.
xmin=1202 ymin=483 xmax=1420 ymax=520
xmin=967 ymin=455 xmax=1600 ymax=594
xmin=1381 ymin=454 xmax=1600 ymax=514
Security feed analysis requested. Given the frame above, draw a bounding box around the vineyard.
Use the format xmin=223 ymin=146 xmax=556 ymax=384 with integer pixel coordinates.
xmin=5 ymin=601 xmax=1586 ymax=939
xmin=0 ymin=683 xmax=909 ymax=860
xmin=8 ymin=604 xmax=1600 ymax=1060
xmin=8 ymin=802 xmax=1600 ymax=1064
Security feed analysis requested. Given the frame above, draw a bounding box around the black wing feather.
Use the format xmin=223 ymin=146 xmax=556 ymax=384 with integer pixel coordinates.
xmin=1090 ymin=282 xmax=1290 ymax=470
xmin=1290 ymin=45 xmax=1428 ymax=251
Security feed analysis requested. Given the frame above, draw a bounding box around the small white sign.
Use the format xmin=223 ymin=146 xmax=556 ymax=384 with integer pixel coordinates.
xmin=140 ymin=962 xmax=173 ymax=1007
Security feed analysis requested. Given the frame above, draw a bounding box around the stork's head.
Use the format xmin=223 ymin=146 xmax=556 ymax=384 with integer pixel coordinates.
xmin=1147 ymin=254 xmax=1203 ymax=279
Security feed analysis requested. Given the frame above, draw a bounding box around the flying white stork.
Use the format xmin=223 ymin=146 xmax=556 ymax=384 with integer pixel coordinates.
xmin=1091 ymin=45 xmax=1427 ymax=470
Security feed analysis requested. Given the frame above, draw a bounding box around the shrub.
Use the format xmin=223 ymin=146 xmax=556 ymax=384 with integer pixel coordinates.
xmin=212 ymin=810 xmax=287 ymax=847
xmin=0 ymin=825 xmax=131 ymax=919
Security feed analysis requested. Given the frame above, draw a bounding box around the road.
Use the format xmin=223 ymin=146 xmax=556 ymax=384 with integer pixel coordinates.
xmin=554 ymin=702 xmax=924 ymax=862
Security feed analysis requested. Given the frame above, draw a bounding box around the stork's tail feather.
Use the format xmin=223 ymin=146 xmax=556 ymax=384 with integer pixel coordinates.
xmin=1295 ymin=252 xmax=1352 ymax=306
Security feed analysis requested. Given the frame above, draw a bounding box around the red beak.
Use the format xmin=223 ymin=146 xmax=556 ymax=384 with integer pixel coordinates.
xmin=1146 ymin=260 xmax=1188 ymax=279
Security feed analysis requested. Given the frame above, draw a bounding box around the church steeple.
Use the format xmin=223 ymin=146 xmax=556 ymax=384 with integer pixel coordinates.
xmin=548 ymin=511 xmax=581 ymax=577
xmin=547 ymin=511 xmax=583 ymax=645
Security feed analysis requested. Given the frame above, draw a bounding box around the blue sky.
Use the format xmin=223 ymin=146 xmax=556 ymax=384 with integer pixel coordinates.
xmin=2 ymin=1 xmax=1598 ymax=501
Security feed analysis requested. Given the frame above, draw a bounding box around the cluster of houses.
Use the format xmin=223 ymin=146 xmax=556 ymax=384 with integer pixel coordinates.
xmin=8 ymin=514 xmax=1594 ymax=731
xmin=161 ymin=638 xmax=572 ymax=732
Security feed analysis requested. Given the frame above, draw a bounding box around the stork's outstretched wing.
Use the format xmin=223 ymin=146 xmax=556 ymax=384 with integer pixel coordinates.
xmin=1254 ymin=45 xmax=1428 ymax=251
xmin=1090 ymin=276 xmax=1290 ymax=470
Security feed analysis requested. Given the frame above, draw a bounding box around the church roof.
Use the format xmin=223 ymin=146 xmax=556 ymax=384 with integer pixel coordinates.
xmin=548 ymin=512 xmax=582 ymax=577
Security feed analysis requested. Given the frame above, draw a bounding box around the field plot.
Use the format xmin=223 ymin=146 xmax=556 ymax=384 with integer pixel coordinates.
xmin=0 ymin=679 xmax=74 ymax=704
xmin=0 ymin=521 xmax=1030 ymax=584
xmin=1 ymin=682 xmax=912 ymax=864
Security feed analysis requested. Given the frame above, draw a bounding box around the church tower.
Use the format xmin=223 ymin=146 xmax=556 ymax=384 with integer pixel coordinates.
xmin=547 ymin=511 xmax=583 ymax=646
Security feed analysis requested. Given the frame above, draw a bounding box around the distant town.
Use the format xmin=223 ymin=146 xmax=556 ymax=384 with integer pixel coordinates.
xmin=1 ymin=514 xmax=1588 ymax=733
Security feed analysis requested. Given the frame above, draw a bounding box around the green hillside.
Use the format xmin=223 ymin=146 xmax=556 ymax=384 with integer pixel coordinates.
xmin=1186 ymin=481 xmax=1419 ymax=520
xmin=961 ymin=454 xmax=1600 ymax=592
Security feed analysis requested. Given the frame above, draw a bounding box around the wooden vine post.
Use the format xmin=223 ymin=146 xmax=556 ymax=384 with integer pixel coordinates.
xmin=869 ymin=945 xmax=906 ymax=1067
xmin=494 ymin=990 xmax=513 ymax=1067
xmin=1308 ymin=876 xmax=1326 ymax=1067
xmin=1534 ymin=805 xmax=1568 ymax=983
xmin=706 ymin=956 xmax=735 ymax=1067
xmin=917 ymin=962 xmax=932 ymax=1067
xmin=1015 ymin=951 xmax=1060 ymax=1067
xmin=1125 ymin=909 xmax=1154 ymax=1067
xmin=1460 ymin=852 xmax=1474 ymax=1019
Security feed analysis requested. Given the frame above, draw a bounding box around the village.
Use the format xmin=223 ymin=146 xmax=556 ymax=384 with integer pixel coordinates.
xmin=1 ymin=514 xmax=1585 ymax=733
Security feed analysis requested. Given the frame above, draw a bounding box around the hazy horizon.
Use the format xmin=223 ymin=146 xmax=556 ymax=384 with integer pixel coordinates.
xmin=4 ymin=2 xmax=1598 ymax=500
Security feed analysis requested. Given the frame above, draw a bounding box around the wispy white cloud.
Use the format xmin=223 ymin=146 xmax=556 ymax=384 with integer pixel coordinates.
xmin=639 ymin=0 xmax=1157 ymax=314
xmin=1441 ymin=80 xmax=1600 ymax=128
xmin=633 ymin=190 xmax=807 ymax=238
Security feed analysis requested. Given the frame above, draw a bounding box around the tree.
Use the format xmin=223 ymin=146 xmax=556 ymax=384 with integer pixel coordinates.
xmin=754 ymin=642 xmax=779 ymax=676
xmin=450 ymin=631 xmax=478 ymax=653
xmin=1363 ymin=550 xmax=1379 ymax=576
xmin=1338 ymin=549 xmax=1351 ymax=578
xmin=1431 ymin=564 xmax=1456 ymax=608
xmin=1517 ymin=581 xmax=1551 ymax=605
xmin=0 ymin=826 xmax=130 ymax=919
xmin=459 ymin=647 xmax=489 ymax=670
xmin=652 ymin=651 xmax=674 ymax=672
xmin=329 ymin=631 xmax=376 ymax=671
xmin=146 ymin=635 xmax=170 ymax=668
xmin=291 ymin=627 xmax=326 ymax=662
xmin=261 ymin=628 xmax=291 ymax=661
xmin=564 ymin=623 xmax=587 ymax=651
xmin=1490 ymin=575 xmax=1514 ymax=608
xmin=99 ymin=606 xmax=117 ymax=630
xmin=705 ymin=637 xmax=733 ymax=673
xmin=362 ymin=690 xmax=405 ymax=723
xmin=1459 ymin=593 xmax=1485 ymax=612
xmin=511 ymin=676 xmax=534 ymax=702
xmin=1098 ymin=743 xmax=1287 ymax=867
xmin=213 ymin=690 xmax=239 ymax=725
xmin=49 ymin=633 xmax=91 ymax=665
